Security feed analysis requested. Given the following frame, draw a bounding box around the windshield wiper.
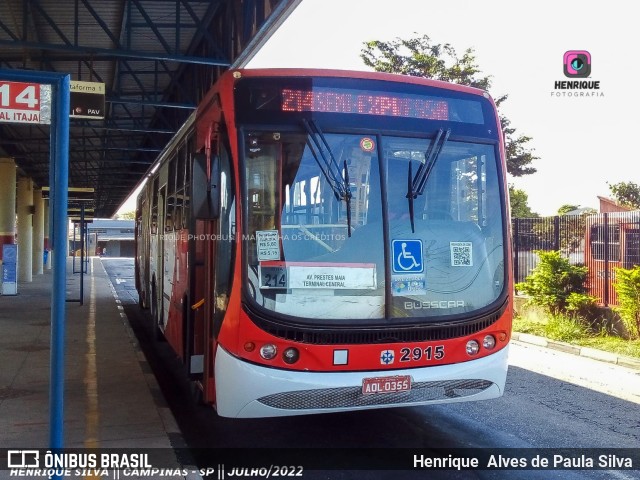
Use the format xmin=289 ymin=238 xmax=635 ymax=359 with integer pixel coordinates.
xmin=406 ymin=128 xmax=451 ymax=232
xmin=302 ymin=119 xmax=353 ymax=236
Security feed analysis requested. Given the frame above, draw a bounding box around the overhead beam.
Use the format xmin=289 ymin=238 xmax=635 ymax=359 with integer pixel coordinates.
xmin=69 ymin=125 xmax=175 ymax=134
xmin=0 ymin=40 xmax=230 ymax=66
xmin=107 ymin=98 xmax=196 ymax=109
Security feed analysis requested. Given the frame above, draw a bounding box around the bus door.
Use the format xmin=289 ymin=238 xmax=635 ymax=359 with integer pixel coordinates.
xmin=189 ymin=135 xmax=227 ymax=404
xmin=157 ymin=185 xmax=166 ymax=329
xmin=206 ymin=138 xmax=235 ymax=404
xmin=141 ymin=195 xmax=151 ymax=308
xmin=188 ymin=216 xmax=208 ymax=381
xmin=202 ymin=211 xmax=219 ymax=403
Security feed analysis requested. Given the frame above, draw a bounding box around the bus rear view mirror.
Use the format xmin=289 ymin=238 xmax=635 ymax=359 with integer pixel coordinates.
xmin=191 ymin=152 xmax=220 ymax=219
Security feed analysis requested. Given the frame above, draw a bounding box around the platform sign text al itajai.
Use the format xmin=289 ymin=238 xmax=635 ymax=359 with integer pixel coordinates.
xmin=0 ymin=81 xmax=51 ymax=124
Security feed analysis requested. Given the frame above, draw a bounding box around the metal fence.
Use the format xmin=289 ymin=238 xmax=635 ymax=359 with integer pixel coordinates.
xmin=512 ymin=212 xmax=640 ymax=307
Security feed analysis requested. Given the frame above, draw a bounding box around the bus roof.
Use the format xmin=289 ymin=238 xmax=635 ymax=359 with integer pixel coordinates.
xmin=232 ymin=68 xmax=490 ymax=98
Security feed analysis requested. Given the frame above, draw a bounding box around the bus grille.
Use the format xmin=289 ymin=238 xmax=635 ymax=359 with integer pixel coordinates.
xmin=245 ymin=298 xmax=509 ymax=345
xmin=261 ymin=309 xmax=503 ymax=344
xmin=257 ymin=379 xmax=493 ymax=410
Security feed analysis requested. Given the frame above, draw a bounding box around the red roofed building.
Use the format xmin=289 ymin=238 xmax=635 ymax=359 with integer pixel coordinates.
xmin=598 ymin=196 xmax=632 ymax=213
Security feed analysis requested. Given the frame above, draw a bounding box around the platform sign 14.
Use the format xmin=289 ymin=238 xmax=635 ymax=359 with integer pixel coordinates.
xmin=0 ymin=81 xmax=51 ymax=125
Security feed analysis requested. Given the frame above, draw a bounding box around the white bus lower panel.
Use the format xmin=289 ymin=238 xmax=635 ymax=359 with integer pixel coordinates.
xmin=214 ymin=344 xmax=509 ymax=418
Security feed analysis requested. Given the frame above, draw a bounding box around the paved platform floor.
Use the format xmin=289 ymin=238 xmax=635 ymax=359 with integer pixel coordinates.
xmin=0 ymin=256 xmax=181 ymax=451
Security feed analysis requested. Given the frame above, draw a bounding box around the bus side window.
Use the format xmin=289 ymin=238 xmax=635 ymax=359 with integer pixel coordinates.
xmin=173 ymin=196 xmax=182 ymax=230
xmin=151 ymin=177 xmax=159 ymax=234
xmin=165 ymin=195 xmax=174 ymax=232
xmin=212 ymin=137 xmax=235 ymax=336
xmin=183 ymin=159 xmax=191 ymax=229
xmin=166 ymin=155 xmax=177 ymax=231
xmin=181 ymin=137 xmax=191 ymax=229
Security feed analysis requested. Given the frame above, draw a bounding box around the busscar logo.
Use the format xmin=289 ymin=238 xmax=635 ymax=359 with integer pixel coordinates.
xmin=563 ymin=50 xmax=591 ymax=78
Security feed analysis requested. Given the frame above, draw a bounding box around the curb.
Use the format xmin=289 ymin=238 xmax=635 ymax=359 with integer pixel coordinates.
xmin=100 ymin=259 xmax=203 ymax=480
xmin=512 ymin=332 xmax=640 ymax=371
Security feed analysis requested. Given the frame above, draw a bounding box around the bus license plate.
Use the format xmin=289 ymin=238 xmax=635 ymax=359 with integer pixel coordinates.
xmin=362 ymin=375 xmax=411 ymax=395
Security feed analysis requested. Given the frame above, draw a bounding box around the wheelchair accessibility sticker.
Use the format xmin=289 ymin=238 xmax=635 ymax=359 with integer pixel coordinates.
xmin=392 ymin=239 xmax=424 ymax=273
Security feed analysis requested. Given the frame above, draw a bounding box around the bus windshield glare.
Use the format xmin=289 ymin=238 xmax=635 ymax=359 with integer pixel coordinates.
xmin=244 ymin=129 xmax=505 ymax=321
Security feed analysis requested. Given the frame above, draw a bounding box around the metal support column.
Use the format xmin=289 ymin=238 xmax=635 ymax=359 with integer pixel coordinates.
xmin=0 ymin=69 xmax=71 ymax=454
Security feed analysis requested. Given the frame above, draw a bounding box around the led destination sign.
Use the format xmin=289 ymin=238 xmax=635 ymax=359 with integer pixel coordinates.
xmin=279 ymin=87 xmax=485 ymax=124
xmin=282 ymin=87 xmax=450 ymax=121
xmin=237 ymin=77 xmax=489 ymax=127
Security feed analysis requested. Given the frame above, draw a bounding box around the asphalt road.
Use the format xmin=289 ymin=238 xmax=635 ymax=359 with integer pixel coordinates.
xmin=102 ymin=258 xmax=640 ymax=480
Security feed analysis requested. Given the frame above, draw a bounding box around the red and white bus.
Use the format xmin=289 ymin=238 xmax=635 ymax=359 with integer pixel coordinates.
xmin=135 ymin=68 xmax=513 ymax=418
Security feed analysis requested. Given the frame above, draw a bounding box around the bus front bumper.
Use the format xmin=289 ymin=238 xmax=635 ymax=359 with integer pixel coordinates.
xmin=214 ymin=344 xmax=509 ymax=418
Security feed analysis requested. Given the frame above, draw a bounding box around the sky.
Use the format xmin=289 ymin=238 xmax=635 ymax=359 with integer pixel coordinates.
xmin=243 ymin=0 xmax=640 ymax=216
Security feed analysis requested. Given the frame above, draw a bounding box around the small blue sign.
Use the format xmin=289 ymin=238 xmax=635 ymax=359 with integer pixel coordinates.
xmin=3 ymin=243 xmax=17 ymax=264
xmin=3 ymin=265 xmax=16 ymax=283
xmin=392 ymin=239 xmax=424 ymax=273
xmin=2 ymin=244 xmax=18 ymax=294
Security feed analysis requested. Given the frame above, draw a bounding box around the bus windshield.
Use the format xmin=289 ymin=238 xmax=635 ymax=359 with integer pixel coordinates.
xmin=244 ymin=130 xmax=505 ymax=322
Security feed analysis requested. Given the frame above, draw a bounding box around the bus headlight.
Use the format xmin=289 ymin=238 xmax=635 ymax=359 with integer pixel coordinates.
xmin=483 ymin=335 xmax=496 ymax=350
xmin=466 ymin=340 xmax=480 ymax=356
xmin=259 ymin=344 xmax=277 ymax=360
xmin=282 ymin=347 xmax=300 ymax=364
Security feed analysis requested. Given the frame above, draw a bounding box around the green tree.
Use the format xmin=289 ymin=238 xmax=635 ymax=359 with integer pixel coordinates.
xmin=516 ymin=250 xmax=591 ymax=315
xmin=361 ymin=34 xmax=538 ymax=177
xmin=608 ymin=181 xmax=640 ymax=209
xmin=509 ymin=185 xmax=538 ymax=218
xmin=557 ymin=204 xmax=580 ymax=215
xmin=613 ymin=266 xmax=640 ymax=338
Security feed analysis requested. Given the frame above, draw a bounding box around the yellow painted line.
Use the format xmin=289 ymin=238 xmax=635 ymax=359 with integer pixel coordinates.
xmin=84 ymin=257 xmax=100 ymax=480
